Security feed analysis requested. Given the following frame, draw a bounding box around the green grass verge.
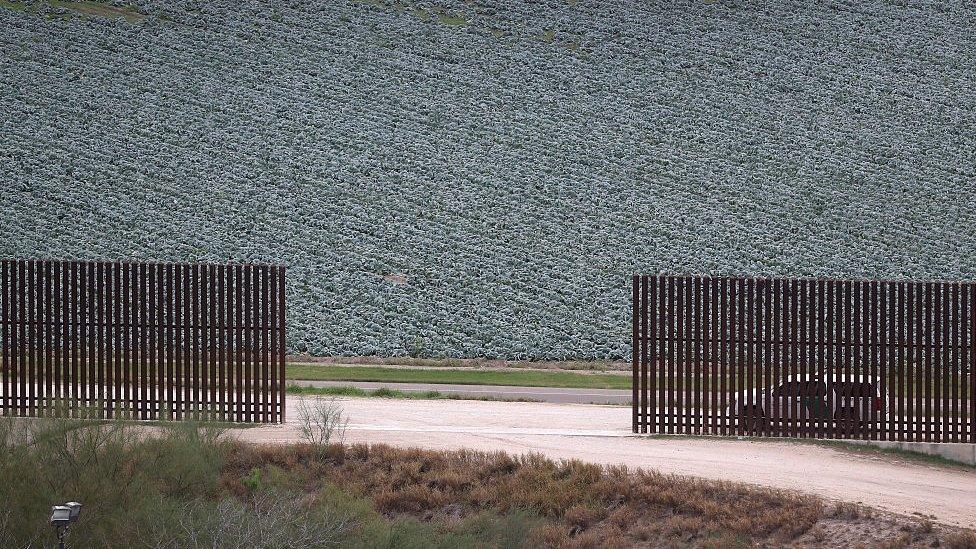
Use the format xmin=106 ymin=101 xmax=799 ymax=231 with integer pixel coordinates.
xmin=436 ymin=12 xmax=467 ymax=25
xmin=0 ymin=0 xmax=26 ymax=11
xmin=0 ymin=0 xmax=147 ymax=21
xmin=286 ymin=363 xmax=969 ymax=398
xmin=286 ymin=364 xmax=631 ymax=390
xmin=286 ymin=384 xmax=540 ymax=403
xmin=48 ymin=0 xmax=146 ymax=21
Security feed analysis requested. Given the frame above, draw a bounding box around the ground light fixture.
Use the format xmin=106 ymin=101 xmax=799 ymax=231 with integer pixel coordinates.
xmin=50 ymin=501 xmax=82 ymax=549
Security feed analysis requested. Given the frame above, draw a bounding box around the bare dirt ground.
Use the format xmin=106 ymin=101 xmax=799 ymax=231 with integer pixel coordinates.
xmin=237 ymin=396 xmax=976 ymax=530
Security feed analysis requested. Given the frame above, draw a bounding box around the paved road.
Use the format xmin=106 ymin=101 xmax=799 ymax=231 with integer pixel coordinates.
xmin=290 ymin=379 xmax=631 ymax=404
xmin=238 ymin=396 xmax=976 ymax=529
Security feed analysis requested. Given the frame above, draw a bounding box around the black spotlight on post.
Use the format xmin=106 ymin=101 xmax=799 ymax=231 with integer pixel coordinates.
xmin=50 ymin=501 xmax=82 ymax=549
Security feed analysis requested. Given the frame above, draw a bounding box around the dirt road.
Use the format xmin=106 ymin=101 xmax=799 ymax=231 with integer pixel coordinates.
xmin=238 ymin=396 xmax=976 ymax=529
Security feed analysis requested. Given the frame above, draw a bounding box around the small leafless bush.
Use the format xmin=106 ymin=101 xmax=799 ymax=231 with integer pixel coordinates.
xmin=296 ymin=397 xmax=348 ymax=449
xmin=829 ymin=501 xmax=863 ymax=519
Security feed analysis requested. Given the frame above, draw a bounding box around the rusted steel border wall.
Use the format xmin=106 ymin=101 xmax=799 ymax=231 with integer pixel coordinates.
xmin=0 ymin=260 xmax=286 ymax=423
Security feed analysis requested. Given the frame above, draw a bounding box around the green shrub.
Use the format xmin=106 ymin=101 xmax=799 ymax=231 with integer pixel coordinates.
xmin=0 ymin=415 xmax=542 ymax=548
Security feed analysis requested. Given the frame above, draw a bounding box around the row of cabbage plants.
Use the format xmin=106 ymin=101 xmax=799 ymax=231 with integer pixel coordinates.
xmin=1 ymin=0 xmax=974 ymax=358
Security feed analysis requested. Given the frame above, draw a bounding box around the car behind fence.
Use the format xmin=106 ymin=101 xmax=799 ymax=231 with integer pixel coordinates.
xmin=632 ymin=275 xmax=975 ymax=443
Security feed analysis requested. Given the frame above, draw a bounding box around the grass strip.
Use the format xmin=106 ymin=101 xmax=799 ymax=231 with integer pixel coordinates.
xmin=286 ymin=383 xmax=540 ymax=403
xmin=286 ymin=364 xmax=969 ymax=398
xmin=286 ymin=364 xmax=631 ymax=389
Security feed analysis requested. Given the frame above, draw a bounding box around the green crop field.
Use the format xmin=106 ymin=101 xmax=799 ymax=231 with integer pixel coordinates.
xmin=3 ymin=0 xmax=974 ymax=360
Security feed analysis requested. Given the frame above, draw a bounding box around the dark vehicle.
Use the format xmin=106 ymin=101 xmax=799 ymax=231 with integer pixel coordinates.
xmin=729 ymin=374 xmax=887 ymax=434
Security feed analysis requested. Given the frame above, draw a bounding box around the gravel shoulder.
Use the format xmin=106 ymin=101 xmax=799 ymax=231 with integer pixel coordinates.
xmin=237 ymin=396 xmax=976 ymax=530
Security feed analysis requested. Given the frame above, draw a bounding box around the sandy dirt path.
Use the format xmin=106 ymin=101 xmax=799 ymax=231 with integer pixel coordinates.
xmin=238 ymin=396 xmax=976 ymax=529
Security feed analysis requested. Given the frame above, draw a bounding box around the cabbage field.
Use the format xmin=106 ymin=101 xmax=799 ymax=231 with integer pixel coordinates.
xmin=2 ymin=0 xmax=975 ymax=359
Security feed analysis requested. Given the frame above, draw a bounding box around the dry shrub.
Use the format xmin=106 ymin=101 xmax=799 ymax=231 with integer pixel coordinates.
xmin=567 ymin=527 xmax=611 ymax=548
xmin=596 ymin=527 xmax=631 ymax=549
xmin=557 ymin=459 xmax=604 ymax=486
xmin=468 ymin=484 xmax=494 ymax=507
xmin=875 ymin=532 xmax=913 ymax=549
xmin=632 ymin=523 xmax=655 ymax=542
xmin=943 ymin=530 xmax=976 ymax=549
xmin=830 ymin=501 xmax=863 ymax=519
xmin=224 ymin=442 xmax=311 ymax=472
xmin=428 ymin=469 xmax=470 ymax=491
xmin=529 ymin=523 xmax=571 ymax=547
xmin=372 ymin=483 xmax=448 ymax=514
xmin=607 ymin=506 xmax=635 ymax=529
xmin=22 ymin=420 xmax=952 ymax=548
xmin=624 ymin=469 xmax=822 ymax=541
xmin=144 ymin=490 xmax=349 ymax=548
xmin=389 ymin=458 xmax=426 ymax=485
xmin=563 ymin=504 xmax=604 ymax=529
xmin=700 ymin=532 xmax=747 ymax=548
xmin=222 ymin=442 xmax=833 ymax=546
xmin=492 ymin=456 xmax=593 ymax=516
xmin=767 ymin=504 xmax=827 ymax=541
xmin=661 ymin=514 xmax=705 ymax=539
